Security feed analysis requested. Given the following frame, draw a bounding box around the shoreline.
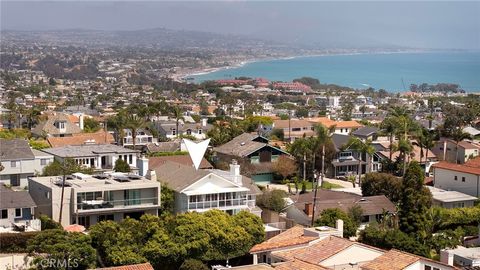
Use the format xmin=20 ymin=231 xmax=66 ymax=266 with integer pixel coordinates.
xmin=177 ymin=49 xmax=436 ymax=81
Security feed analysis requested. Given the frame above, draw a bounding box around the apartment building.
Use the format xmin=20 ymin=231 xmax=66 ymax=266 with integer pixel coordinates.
xmin=28 ymin=172 xmax=161 ymax=227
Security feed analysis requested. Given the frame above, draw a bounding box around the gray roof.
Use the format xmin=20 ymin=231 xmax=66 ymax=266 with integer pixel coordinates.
xmin=352 ymin=126 xmax=379 ymax=137
xmin=145 ymin=142 xmax=180 ymax=153
xmin=0 ymin=139 xmax=35 ymax=161
xmin=154 ymin=161 xmax=261 ymax=195
xmin=331 ymin=133 xmax=352 ymax=151
xmin=32 ymin=113 xmax=82 ymax=136
xmin=155 ymin=120 xmax=212 ymax=133
xmin=0 ymin=184 xmax=36 ymax=209
xmin=41 ymin=144 xmax=138 ymax=158
xmin=214 ymin=133 xmax=287 ymax=157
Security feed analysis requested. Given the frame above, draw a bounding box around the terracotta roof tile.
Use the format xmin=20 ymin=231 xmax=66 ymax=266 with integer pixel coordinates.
xmin=250 ymin=226 xmax=317 ymax=253
xmin=361 ymin=250 xmax=418 ymax=270
xmin=274 ymin=260 xmax=329 ymax=270
xmin=94 ymin=263 xmax=154 ymax=270
xmin=47 ymin=131 xmax=114 ymax=147
xmin=433 ymin=161 xmax=480 ymax=175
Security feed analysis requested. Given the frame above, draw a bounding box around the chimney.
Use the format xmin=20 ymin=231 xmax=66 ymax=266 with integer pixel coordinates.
xmin=305 ymin=203 xmax=313 ymax=217
xmin=79 ymin=114 xmax=84 ymax=130
xmin=440 ymin=250 xmax=454 ymax=266
xmin=336 ymin=219 xmax=344 ymax=237
xmin=229 ymin=159 xmax=242 ymax=185
xmin=201 ymin=118 xmax=207 ymax=127
xmin=146 ymin=169 xmax=157 ymax=182
xmin=136 ymin=155 xmax=149 ymax=177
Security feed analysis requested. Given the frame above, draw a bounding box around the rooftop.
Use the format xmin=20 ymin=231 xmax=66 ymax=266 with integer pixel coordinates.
xmin=0 ymin=139 xmax=35 ymax=160
xmin=427 ymin=186 xmax=478 ymax=203
xmin=433 ymin=160 xmax=480 ymax=175
xmin=41 ymin=144 xmax=138 ymax=158
xmin=0 ymin=184 xmax=36 ymax=209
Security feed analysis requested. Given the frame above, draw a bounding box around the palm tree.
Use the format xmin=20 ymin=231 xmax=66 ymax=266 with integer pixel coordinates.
xmin=345 ymin=137 xmax=376 ymax=186
xmin=125 ymin=115 xmax=147 ymax=150
xmin=171 ymin=106 xmax=184 ymax=138
xmin=397 ymin=138 xmax=413 ymax=175
xmin=451 ymin=127 xmax=471 ymax=164
xmin=380 ymin=117 xmax=398 ymax=162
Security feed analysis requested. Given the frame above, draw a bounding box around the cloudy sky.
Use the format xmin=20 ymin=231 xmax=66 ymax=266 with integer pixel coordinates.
xmin=2 ymin=1 xmax=479 ymax=49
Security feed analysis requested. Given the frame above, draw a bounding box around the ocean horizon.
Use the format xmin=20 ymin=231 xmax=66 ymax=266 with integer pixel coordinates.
xmin=192 ymin=51 xmax=480 ymax=93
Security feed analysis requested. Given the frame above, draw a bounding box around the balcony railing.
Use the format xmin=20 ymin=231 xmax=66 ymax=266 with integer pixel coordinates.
xmin=77 ymin=198 xmax=157 ymax=211
xmin=188 ymin=199 xmax=256 ymax=210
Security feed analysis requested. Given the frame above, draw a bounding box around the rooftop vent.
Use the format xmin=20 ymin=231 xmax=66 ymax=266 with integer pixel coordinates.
xmin=113 ymin=175 xmax=130 ymax=182
xmin=127 ymin=174 xmax=141 ymax=180
xmin=93 ymin=174 xmax=108 ymax=179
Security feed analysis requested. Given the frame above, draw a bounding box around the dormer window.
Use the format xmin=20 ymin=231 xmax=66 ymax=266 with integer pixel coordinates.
xmin=55 ymin=121 xmax=66 ymax=130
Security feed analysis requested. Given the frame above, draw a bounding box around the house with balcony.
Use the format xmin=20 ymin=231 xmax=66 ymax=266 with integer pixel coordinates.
xmin=0 ymin=184 xmax=40 ymax=232
xmin=40 ymin=144 xmax=141 ymax=173
xmin=28 ymin=172 xmax=160 ymax=228
xmin=121 ymin=128 xmax=157 ymax=148
xmin=155 ymin=118 xmax=212 ymax=140
xmin=153 ymin=160 xmax=262 ymax=216
xmin=0 ymin=139 xmax=54 ymax=188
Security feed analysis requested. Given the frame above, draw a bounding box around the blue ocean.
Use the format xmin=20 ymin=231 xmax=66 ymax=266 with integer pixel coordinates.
xmin=192 ymin=52 xmax=480 ymax=92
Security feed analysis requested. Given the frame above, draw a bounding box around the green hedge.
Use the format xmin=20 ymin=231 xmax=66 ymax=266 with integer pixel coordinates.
xmin=0 ymin=232 xmax=40 ymax=253
xmin=433 ymin=205 xmax=480 ymax=230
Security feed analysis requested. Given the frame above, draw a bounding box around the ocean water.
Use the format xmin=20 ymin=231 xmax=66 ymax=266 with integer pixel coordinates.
xmin=192 ymin=52 xmax=480 ymax=92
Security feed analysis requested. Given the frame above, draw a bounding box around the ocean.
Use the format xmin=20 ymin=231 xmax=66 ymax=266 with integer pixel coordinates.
xmin=192 ymin=52 xmax=480 ymax=92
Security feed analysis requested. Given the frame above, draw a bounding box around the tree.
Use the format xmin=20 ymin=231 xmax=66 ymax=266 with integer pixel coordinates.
xmin=361 ymin=173 xmax=402 ymax=203
xmin=270 ymin=128 xmax=284 ymax=141
xmin=27 ymin=229 xmax=96 ymax=270
xmin=179 ymin=259 xmax=208 ymax=270
xmin=398 ymin=161 xmax=432 ymax=236
xmin=160 ymin=184 xmax=175 ymax=215
xmin=256 ymin=189 xmax=287 ymax=213
xmin=42 ymin=159 xmax=94 ymax=176
xmin=273 ymin=155 xmax=297 ymax=181
xmin=171 ymin=106 xmax=184 ymax=138
xmin=295 ymin=107 xmax=309 ymax=118
xmin=29 ymin=139 xmax=50 ymax=150
xmin=341 ymin=102 xmax=354 ymax=121
xmin=314 ymin=208 xmax=357 ymax=238
xmin=125 ymin=115 xmax=146 ymax=149
xmin=380 ymin=116 xmax=398 ymax=163
xmin=114 ymin=158 xmax=131 ymax=173
xmin=344 ymin=137 xmax=376 ymax=185
xmin=451 ymin=127 xmax=471 ymax=164
xmin=83 ymin=117 xmax=101 ymax=133
xmin=38 ymin=215 xmax=62 ymax=230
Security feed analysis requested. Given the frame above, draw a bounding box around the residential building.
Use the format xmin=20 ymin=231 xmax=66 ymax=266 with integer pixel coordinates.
xmin=155 ymin=118 xmax=211 ymax=140
xmin=0 ymin=184 xmax=40 ymax=232
xmin=0 ymin=139 xmax=54 ymax=187
xmin=249 ymin=224 xmax=456 ymax=270
xmin=47 ymin=130 xmax=115 ymax=147
xmin=40 ymin=144 xmax=142 ymax=174
xmin=272 ymin=119 xmax=315 ymax=139
xmin=330 ymin=134 xmax=373 ymax=178
xmin=285 ymin=190 xmax=396 ymax=226
xmin=121 ymin=128 xmax=157 ymax=148
xmin=31 ymin=113 xmax=83 ymax=137
xmin=431 ymin=139 xmax=480 ymax=164
xmin=427 ymin=186 xmax=478 ymax=208
xmin=143 ymin=141 xmax=181 ymax=154
xmin=433 ymin=159 xmax=480 ymax=198
xmin=28 ymin=172 xmax=160 ymax=228
xmin=441 ymin=246 xmax=480 ymax=268
xmin=307 ymin=117 xmax=363 ymax=135
xmin=149 ymin=155 xmax=213 ymax=170
xmin=153 ymin=160 xmax=262 ymax=216
xmin=213 ymin=133 xmax=291 ymax=183
xmin=352 ymin=126 xmax=380 ymax=141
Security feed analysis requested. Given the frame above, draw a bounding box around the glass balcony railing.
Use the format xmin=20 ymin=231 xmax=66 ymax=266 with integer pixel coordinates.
xmin=76 ymin=198 xmax=157 ymax=211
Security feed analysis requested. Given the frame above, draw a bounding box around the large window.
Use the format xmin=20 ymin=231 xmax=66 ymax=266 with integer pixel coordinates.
xmin=0 ymin=209 xmax=8 ymax=219
xmin=15 ymin=208 xmax=22 ymax=218
xmin=77 ymin=191 xmax=103 ymax=203
xmin=124 ymin=189 xmax=141 ymax=205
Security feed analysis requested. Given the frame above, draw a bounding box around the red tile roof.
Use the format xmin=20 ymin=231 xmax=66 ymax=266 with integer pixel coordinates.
xmin=274 ymin=260 xmax=329 ymax=270
xmin=47 ymin=131 xmax=114 ymax=147
xmin=433 ymin=160 xmax=480 ymax=175
xmin=95 ymin=263 xmax=154 ymax=270
xmin=250 ymin=226 xmax=317 ymax=253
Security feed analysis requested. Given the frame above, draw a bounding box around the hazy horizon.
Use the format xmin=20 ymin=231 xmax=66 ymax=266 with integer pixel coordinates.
xmin=2 ymin=1 xmax=479 ymax=50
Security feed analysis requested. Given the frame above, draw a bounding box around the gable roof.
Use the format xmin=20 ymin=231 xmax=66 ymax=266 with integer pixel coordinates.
xmin=214 ymin=133 xmax=288 ymax=157
xmin=360 ymin=249 xmax=456 ymax=270
xmin=433 ymin=160 xmax=480 ymax=175
xmin=149 ymin=155 xmax=213 ymax=170
xmin=32 ymin=113 xmax=82 ymax=136
xmin=274 ymin=119 xmax=313 ymax=129
xmin=47 ymin=131 xmax=114 ymax=147
xmin=331 ymin=134 xmax=352 ymax=151
xmin=352 ymin=126 xmax=380 ymax=137
xmin=0 ymin=184 xmax=36 ymax=209
xmin=250 ymin=225 xmax=318 ymax=253
xmin=41 ymin=144 xmax=138 ymax=158
xmin=0 ymin=139 xmax=35 ymax=160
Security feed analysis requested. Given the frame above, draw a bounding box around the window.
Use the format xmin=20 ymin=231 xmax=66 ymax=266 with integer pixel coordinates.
xmin=15 ymin=208 xmax=22 ymax=218
xmin=198 ymin=129 xmax=202 ymax=134
xmin=172 ymin=128 xmax=176 ymax=136
xmin=454 ymin=176 xmax=458 ymax=181
xmin=10 ymin=175 xmax=20 ymax=187
xmin=462 ymin=177 xmax=465 ymax=182
xmin=40 ymin=159 xmax=48 ymax=165
xmin=11 ymin=161 xmax=17 ymax=167
xmin=186 ymin=129 xmax=192 ymax=135
xmin=424 ymin=266 xmax=431 ymax=270
xmin=0 ymin=209 xmax=7 ymax=219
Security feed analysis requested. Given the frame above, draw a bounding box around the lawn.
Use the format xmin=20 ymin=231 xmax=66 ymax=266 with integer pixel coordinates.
xmin=288 ymin=180 xmax=343 ymax=190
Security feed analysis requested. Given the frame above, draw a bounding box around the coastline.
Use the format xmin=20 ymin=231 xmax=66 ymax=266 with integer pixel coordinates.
xmin=177 ymin=49 xmax=433 ymax=82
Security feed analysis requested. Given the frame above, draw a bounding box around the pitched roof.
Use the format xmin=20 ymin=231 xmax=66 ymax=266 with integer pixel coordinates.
xmin=274 ymin=119 xmax=313 ymax=129
xmin=250 ymin=225 xmax=318 ymax=253
xmin=352 ymin=126 xmax=380 ymax=137
xmin=32 ymin=113 xmax=82 ymax=136
xmin=360 ymin=249 xmax=422 ymax=270
xmin=94 ymin=263 xmax=154 ymax=270
xmin=0 ymin=139 xmax=35 ymax=160
xmin=0 ymin=184 xmax=36 ymax=209
xmin=433 ymin=161 xmax=480 ymax=175
xmin=41 ymin=144 xmax=138 ymax=158
xmin=149 ymin=155 xmax=213 ymax=170
xmin=274 ymin=260 xmax=329 ymax=270
xmin=47 ymin=131 xmax=114 ymax=147
xmin=214 ymin=133 xmax=287 ymax=157
xmin=144 ymin=142 xmax=180 ymax=153
xmin=331 ymin=133 xmax=352 ymax=150
xmin=334 ymin=120 xmax=363 ymax=129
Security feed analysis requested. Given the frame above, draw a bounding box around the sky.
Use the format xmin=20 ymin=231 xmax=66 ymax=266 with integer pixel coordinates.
xmin=1 ymin=1 xmax=479 ymax=49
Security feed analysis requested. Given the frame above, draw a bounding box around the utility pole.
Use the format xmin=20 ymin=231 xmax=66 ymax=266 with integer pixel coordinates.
xmin=311 ymin=144 xmax=325 ymax=227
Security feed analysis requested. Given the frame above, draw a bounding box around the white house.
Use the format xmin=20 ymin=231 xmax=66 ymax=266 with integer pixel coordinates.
xmin=0 ymin=184 xmax=40 ymax=232
xmin=153 ymin=160 xmax=262 ymax=216
xmin=28 ymin=171 xmax=160 ymax=228
xmin=0 ymin=139 xmax=54 ymax=188
xmin=433 ymin=161 xmax=480 ymax=198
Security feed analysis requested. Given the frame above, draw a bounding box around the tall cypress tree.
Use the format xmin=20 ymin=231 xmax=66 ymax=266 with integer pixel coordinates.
xmin=398 ymin=161 xmax=432 ymax=237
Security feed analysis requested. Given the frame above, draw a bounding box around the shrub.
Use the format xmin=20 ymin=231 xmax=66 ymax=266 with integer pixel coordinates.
xmin=39 ymin=214 xmax=62 ymax=230
xmin=180 ymin=259 xmax=208 ymax=270
xmin=114 ymin=158 xmax=131 ymax=173
xmin=256 ymin=189 xmax=288 ymax=213
xmin=0 ymin=232 xmax=40 ymax=253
